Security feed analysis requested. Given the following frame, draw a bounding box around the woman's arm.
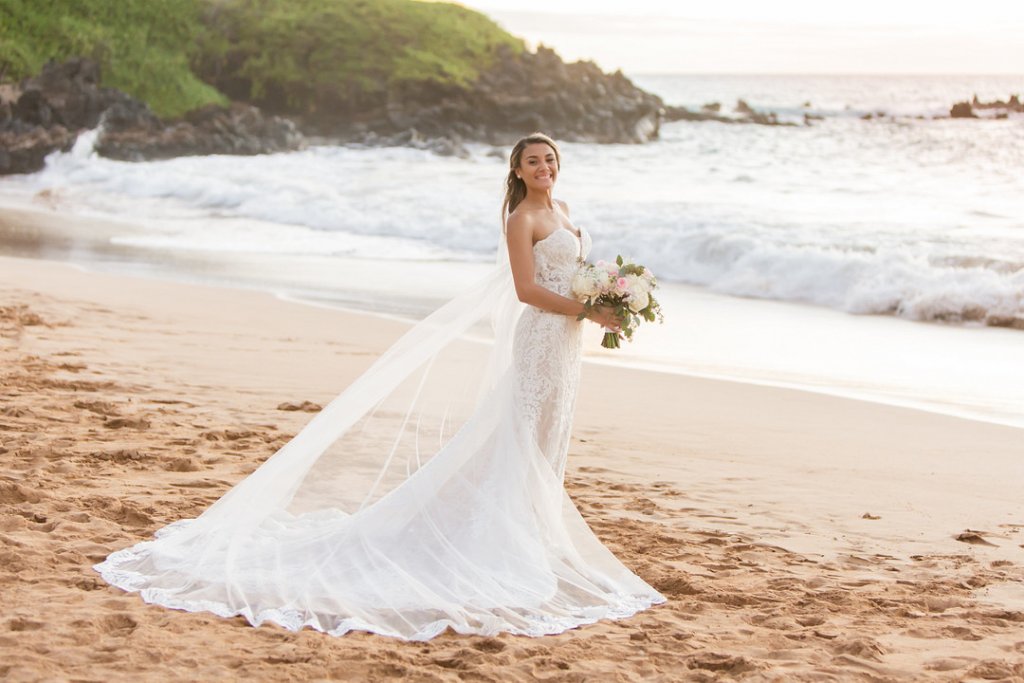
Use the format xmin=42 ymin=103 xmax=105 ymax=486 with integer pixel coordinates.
xmin=506 ymin=213 xmax=621 ymax=330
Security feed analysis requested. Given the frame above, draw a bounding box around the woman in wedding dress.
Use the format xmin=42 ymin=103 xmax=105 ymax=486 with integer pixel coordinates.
xmin=94 ymin=132 xmax=666 ymax=640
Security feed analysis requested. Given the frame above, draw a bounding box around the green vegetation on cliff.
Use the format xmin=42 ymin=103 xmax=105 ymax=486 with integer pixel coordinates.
xmin=0 ymin=0 xmax=227 ymax=117
xmin=0 ymin=0 xmax=523 ymax=120
xmin=196 ymin=0 xmax=524 ymax=118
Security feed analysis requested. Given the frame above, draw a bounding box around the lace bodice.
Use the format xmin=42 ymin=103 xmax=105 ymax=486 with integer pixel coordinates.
xmin=511 ymin=225 xmax=591 ymax=480
xmin=532 ymin=227 xmax=592 ymax=296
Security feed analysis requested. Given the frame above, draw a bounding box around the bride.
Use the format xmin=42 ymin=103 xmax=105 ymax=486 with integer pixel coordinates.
xmin=94 ymin=132 xmax=666 ymax=640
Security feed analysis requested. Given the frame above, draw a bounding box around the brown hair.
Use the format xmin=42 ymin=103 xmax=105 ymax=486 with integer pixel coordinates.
xmin=501 ymin=132 xmax=561 ymax=232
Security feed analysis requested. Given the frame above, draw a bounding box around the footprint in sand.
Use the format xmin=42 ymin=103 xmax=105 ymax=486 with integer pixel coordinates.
xmin=831 ymin=637 xmax=886 ymax=662
xmin=470 ymin=638 xmax=507 ymax=653
xmin=0 ymin=515 xmax=29 ymax=532
xmin=0 ymin=482 xmax=44 ymax=504
xmin=966 ymin=660 xmax=1024 ymax=680
xmin=956 ymin=530 xmax=998 ymax=546
xmin=0 ymin=406 xmax=32 ymax=417
xmin=276 ymin=400 xmax=322 ymax=412
xmin=161 ymin=457 xmax=201 ymax=472
xmin=924 ymin=656 xmax=973 ymax=672
xmin=69 ymin=576 xmax=104 ymax=591
xmin=103 ymin=417 xmax=151 ymax=430
xmin=91 ymin=449 xmax=143 ymax=464
xmin=684 ymin=652 xmax=756 ymax=675
xmin=73 ymin=400 xmax=121 ymax=417
xmin=7 ymin=617 xmax=45 ymax=632
xmin=98 ymin=613 xmax=138 ymax=635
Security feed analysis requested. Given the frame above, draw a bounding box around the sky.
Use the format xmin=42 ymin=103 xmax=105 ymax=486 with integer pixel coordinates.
xmin=451 ymin=1 xmax=1024 ymax=75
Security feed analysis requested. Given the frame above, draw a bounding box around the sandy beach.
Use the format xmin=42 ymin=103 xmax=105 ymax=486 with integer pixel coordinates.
xmin=2 ymin=243 xmax=1023 ymax=681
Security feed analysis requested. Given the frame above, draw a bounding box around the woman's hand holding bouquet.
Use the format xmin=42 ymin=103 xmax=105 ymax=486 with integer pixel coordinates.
xmin=572 ymin=255 xmax=664 ymax=349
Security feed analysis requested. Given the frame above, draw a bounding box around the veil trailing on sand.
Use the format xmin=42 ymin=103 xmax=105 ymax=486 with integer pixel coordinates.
xmin=94 ymin=232 xmax=665 ymax=640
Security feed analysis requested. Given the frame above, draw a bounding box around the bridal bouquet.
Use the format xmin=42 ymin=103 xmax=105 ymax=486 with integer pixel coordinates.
xmin=572 ymin=255 xmax=663 ymax=348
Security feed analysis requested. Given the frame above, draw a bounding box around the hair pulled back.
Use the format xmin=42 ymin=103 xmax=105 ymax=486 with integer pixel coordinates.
xmin=501 ymin=132 xmax=561 ymax=232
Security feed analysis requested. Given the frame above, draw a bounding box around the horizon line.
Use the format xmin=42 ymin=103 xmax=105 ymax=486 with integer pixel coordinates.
xmin=624 ymin=71 xmax=1024 ymax=78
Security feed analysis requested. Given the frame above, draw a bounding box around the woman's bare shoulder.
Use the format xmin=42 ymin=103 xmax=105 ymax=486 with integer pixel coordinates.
xmin=555 ymin=198 xmax=570 ymax=215
xmin=506 ymin=209 xmax=539 ymax=237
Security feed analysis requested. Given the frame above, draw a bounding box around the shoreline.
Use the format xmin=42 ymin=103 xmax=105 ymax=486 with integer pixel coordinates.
xmin=3 ymin=252 xmax=1023 ymax=680
xmin=2 ymin=200 xmax=1023 ymax=431
xmin=3 ymin=252 xmax=1022 ymax=559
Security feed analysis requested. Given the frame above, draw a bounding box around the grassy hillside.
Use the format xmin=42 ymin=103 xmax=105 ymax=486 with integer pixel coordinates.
xmin=193 ymin=0 xmax=524 ymax=118
xmin=0 ymin=0 xmax=227 ymax=117
xmin=0 ymin=0 xmax=523 ymax=120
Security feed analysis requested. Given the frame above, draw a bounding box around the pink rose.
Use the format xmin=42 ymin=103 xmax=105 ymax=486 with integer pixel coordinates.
xmin=616 ymin=277 xmax=628 ymax=289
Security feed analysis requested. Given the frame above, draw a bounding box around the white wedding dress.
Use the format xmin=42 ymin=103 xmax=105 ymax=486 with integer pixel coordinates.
xmin=94 ymin=224 xmax=666 ymax=640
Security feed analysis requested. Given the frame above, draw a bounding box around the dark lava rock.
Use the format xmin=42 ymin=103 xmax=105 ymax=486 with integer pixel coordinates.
xmin=663 ymin=105 xmax=730 ymax=123
xmin=950 ymin=101 xmax=977 ymax=118
xmin=663 ymin=102 xmax=796 ymax=127
xmin=306 ymin=45 xmax=663 ymax=145
xmin=944 ymin=94 xmax=1024 ymax=120
xmin=734 ymin=99 xmax=755 ymax=115
xmin=97 ymin=103 xmax=306 ymax=161
xmin=0 ymin=125 xmax=75 ymax=175
xmin=971 ymin=94 xmax=1023 ymax=112
xmin=1 ymin=58 xmax=306 ymax=174
xmin=16 ymin=57 xmax=137 ymax=130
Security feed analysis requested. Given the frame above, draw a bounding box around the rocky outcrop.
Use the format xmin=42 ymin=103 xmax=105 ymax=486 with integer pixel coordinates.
xmin=312 ymin=46 xmax=663 ymax=145
xmin=971 ymin=94 xmax=1023 ymax=112
xmin=0 ymin=125 xmax=75 ymax=175
xmin=0 ymin=58 xmax=306 ymax=175
xmin=663 ymin=100 xmax=798 ymax=127
xmin=97 ymin=103 xmax=305 ymax=161
xmin=0 ymin=58 xmax=126 ymax=174
xmin=950 ymin=95 xmax=1022 ymax=119
xmin=12 ymin=58 xmax=135 ymax=130
xmin=950 ymin=102 xmax=977 ymax=118
xmin=3 ymin=46 xmax=665 ymax=173
xmin=734 ymin=99 xmax=756 ymax=116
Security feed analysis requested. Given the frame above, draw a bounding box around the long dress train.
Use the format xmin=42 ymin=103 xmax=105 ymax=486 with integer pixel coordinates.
xmin=94 ymin=224 xmax=666 ymax=640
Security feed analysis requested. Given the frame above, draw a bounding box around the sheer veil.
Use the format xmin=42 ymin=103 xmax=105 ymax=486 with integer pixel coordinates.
xmin=94 ymin=226 xmax=665 ymax=640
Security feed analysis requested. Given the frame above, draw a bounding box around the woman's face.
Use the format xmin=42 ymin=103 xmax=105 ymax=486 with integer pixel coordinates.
xmin=516 ymin=143 xmax=558 ymax=192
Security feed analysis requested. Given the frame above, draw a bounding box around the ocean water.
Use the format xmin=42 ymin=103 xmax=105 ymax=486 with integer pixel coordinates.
xmin=1 ymin=74 xmax=1022 ymax=427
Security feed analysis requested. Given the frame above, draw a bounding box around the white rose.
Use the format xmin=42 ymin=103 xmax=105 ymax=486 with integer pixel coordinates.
xmin=623 ymin=274 xmax=643 ymax=296
xmin=572 ymin=267 xmax=602 ymax=300
xmin=627 ymin=290 xmax=650 ymax=313
xmin=640 ymin=268 xmax=656 ymax=289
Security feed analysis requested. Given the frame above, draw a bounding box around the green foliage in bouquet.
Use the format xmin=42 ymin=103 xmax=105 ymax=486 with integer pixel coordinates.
xmin=575 ymin=254 xmax=664 ymax=349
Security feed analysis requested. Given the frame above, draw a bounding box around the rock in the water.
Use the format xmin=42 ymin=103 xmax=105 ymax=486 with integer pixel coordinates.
xmin=0 ymin=61 xmax=91 ymax=174
xmin=971 ymin=93 xmax=1023 ymax=112
xmin=0 ymin=126 xmax=75 ymax=175
xmin=1 ymin=58 xmax=306 ymax=174
xmin=663 ymin=103 xmax=796 ymax=127
xmin=663 ymin=105 xmax=730 ymax=123
xmin=950 ymin=101 xmax=977 ymax=118
xmin=97 ymin=103 xmax=306 ymax=160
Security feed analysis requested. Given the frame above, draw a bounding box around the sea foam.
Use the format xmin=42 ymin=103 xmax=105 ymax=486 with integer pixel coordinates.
xmin=4 ymin=73 xmax=1022 ymax=330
